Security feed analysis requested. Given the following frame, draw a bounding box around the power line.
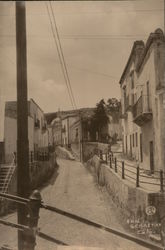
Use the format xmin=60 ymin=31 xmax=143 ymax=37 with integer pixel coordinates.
xmin=45 ymin=2 xmax=76 ymax=110
xmin=49 ymin=1 xmax=77 ymax=109
xmin=0 ymin=34 xmax=151 ymax=40
xmin=0 ymin=9 xmax=163 ymax=17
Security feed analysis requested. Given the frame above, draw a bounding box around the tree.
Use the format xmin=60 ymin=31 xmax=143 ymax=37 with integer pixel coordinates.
xmin=90 ymin=99 xmax=109 ymax=141
xmin=106 ymin=98 xmax=121 ymax=123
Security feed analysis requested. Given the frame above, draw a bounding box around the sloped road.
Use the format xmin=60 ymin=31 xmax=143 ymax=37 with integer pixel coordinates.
xmin=36 ymin=158 xmax=149 ymax=250
xmin=0 ymin=158 xmax=151 ymax=249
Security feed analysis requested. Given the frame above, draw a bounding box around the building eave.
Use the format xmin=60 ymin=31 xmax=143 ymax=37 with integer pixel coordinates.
xmin=119 ymin=40 xmax=145 ymax=86
xmin=136 ymin=29 xmax=165 ymax=73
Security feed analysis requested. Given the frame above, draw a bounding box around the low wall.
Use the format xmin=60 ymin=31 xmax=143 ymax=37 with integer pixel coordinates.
xmin=83 ymin=142 xmax=109 ymax=162
xmin=86 ymin=155 xmax=165 ymax=223
xmin=56 ymin=146 xmax=75 ymax=160
xmin=0 ymin=152 xmax=58 ymax=215
xmin=71 ymin=142 xmax=80 ymax=160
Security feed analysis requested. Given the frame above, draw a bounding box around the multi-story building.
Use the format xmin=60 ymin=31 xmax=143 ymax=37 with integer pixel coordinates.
xmin=4 ymin=98 xmax=49 ymax=163
xmin=51 ymin=117 xmax=62 ymax=146
xmin=61 ymin=114 xmax=78 ymax=147
xmin=120 ymin=28 xmax=165 ymax=172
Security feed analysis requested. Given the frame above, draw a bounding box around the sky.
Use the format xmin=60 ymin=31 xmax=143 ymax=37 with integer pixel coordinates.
xmin=0 ymin=0 xmax=164 ymax=140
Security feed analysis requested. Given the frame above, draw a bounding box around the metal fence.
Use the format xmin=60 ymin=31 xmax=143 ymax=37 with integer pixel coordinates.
xmin=99 ymin=151 xmax=165 ymax=192
xmin=0 ymin=191 xmax=164 ymax=250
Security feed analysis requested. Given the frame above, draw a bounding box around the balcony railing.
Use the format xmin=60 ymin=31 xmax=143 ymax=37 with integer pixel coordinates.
xmin=133 ymin=95 xmax=152 ymax=126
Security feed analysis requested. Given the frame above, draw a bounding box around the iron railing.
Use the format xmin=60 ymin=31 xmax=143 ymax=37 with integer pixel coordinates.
xmin=133 ymin=95 xmax=151 ymax=119
xmin=0 ymin=191 xmax=164 ymax=250
xmin=99 ymin=152 xmax=165 ymax=192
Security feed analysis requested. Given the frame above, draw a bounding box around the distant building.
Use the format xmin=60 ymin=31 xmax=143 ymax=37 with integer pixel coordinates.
xmin=51 ymin=117 xmax=62 ymax=146
xmin=120 ymin=29 xmax=165 ymax=172
xmin=4 ymin=99 xmax=49 ymax=163
xmin=61 ymin=114 xmax=78 ymax=147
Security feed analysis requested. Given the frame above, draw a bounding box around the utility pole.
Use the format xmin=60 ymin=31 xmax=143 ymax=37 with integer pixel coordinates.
xmin=16 ymin=2 xmax=30 ymax=249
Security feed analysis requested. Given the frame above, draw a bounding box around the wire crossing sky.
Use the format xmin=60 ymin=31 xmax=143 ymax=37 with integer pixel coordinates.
xmin=0 ymin=0 xmax=164 ymax=140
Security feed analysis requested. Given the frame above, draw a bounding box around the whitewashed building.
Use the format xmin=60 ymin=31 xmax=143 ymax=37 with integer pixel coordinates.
xmin=120 ymin=29 xmax=165 ymax=172
xmin=4 ymin=99 xmax=49 ymax=163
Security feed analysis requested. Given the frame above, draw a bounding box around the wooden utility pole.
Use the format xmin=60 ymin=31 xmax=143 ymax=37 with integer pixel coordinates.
xmin=16 ymin=2 xmax=30 ymax=249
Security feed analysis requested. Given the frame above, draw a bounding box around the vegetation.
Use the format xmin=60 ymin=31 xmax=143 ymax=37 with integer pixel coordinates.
xmin=89 ymin=98 xmax=121 ymax=143
xmin=107 ymin=98 xmax=121 ymax=123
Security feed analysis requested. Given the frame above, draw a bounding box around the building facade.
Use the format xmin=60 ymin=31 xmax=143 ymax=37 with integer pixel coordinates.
xmin=4 ymin=99 xmax=49 ymax=163
xmin=51 ymin=117 xmax=62 ymax=146
xmin=120 ymin=29 xmax=165 ymax=172
xmin=61 ymin=114 xmax=78 ymax=147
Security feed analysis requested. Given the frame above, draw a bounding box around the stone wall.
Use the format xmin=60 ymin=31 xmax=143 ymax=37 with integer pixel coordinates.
xmin=86 ymin=155 xmax=165 ymax=222
xmin=83 ymin=142 xmax=109 ymax=162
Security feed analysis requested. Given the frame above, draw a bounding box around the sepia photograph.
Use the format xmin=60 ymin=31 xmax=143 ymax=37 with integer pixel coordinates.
xmin=0 ymin=1 xmax=165 ymax=249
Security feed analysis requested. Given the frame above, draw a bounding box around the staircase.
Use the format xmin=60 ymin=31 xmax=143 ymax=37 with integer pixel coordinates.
xmin=0 ymin=163 xmax=16 ymax=194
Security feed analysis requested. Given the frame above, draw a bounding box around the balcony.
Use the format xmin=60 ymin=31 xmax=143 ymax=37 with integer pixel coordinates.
xmin=133 ymin=95 xmax=152 ymax=126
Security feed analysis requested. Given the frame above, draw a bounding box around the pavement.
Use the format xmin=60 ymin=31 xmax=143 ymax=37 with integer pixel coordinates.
xmin=0 ymin=158 xmax=151 ymax=250
xmin=102 ymin=153 xmax=161 ymax=192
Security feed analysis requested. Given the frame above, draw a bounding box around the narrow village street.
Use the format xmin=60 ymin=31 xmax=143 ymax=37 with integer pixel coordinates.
xmin=0 ymin=157 xmax=145 ymax=249
xmin=0 ymin=156 xmax=149 ymax=250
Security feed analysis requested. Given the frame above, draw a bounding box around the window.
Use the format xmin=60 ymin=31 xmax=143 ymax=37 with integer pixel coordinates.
xmin=130 ymin=71 xmax=134 ymax=89
xmin=136 ymin=132 xmax=138 ymax=147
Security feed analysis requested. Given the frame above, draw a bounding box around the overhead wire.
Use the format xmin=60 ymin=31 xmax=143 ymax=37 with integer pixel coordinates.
xmin=49 ymin=1 xmax=77 ymax=109
xmin=45 ymin=2 xmax=76 ymax=110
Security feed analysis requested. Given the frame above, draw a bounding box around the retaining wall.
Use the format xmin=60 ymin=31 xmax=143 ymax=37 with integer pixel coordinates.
xmin=83 ymin=142 xmax=109 ymax=162
xmin=86 ymin=155 xmax=165 ymax=222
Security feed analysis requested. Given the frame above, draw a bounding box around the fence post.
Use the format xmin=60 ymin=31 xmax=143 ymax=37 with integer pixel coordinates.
xmin=122 ymin=161 xmax=125 ymax=179
xmin=100 ymin=150 xmax=103 ymax=160
xmin=160 ymin=170 xmax=164 ymax=192
xmin=111 ymin=152 xmax=113 ymax=162
xmin=109 ymin=154 xmax=112 ymax=168
xmin=115 ymin=157 xmax=117 ymax=173
xmin=106 ymin=153 xmax=108 ymax=164
xmin=136 ymin=165 xmax=140 ymax=187
xmin=24 ymin=190 xmax=42 ymax=250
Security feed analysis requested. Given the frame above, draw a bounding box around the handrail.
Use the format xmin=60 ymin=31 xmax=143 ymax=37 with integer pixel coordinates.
xmin=102 ymin=154 xmax=164 ymax=191
xmin=125 ymin=174 xmax=136 ymax=181
xmin=0 ymin=192 xmax=164 ymax=249
xmin=0 ymin=219 xmax=28 ymax=231
xmin=37 ymin=231 xmax=68 ymax=246
xmin=124 ymin=168 xmax=136 ymax=175
xmin=0 ymin=219 xmax=68 ymax=246
xmin=40 ymin=203 xmax=163 ymax=250
xmin=0 ymin=192 xmax=28 ymax=204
